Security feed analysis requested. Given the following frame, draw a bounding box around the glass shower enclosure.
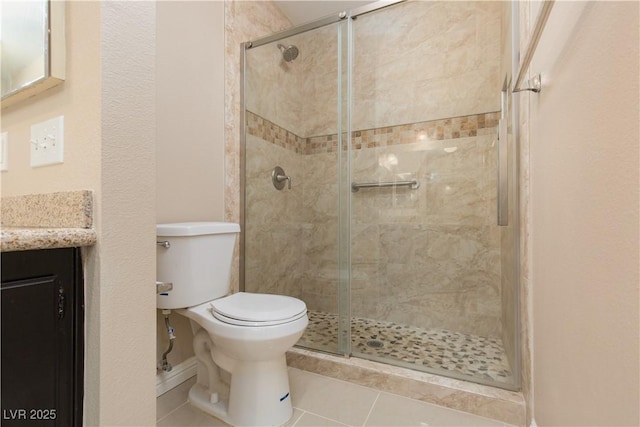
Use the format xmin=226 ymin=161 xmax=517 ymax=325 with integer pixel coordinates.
xmin=242 ymin=0 xmax=519 ymax=391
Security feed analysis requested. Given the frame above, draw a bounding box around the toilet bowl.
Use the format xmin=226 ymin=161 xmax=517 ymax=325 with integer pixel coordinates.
xmin=156 ymin=222 xmax=308 ymax=426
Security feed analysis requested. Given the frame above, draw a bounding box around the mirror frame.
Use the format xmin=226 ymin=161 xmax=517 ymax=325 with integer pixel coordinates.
xmin=1 ymin=1 xmax=66 ymax=109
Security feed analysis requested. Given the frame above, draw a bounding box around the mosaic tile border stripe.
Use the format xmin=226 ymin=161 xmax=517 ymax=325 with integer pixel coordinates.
xmin=245 ymin=111 xmax=307 ymax=154
xmin=246 ymin=110 xmax=500 ymax=155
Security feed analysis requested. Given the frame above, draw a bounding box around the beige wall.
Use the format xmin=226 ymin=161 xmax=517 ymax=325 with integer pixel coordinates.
xmin=157 ymin=0 xmax=294 ymax=370
xmin=156 ymin=1 xmax=225 ymax=224
xmin=0 ymin=2 xmax=100 ymax=196
xmin=525 ymin=1 xmax=639 ymax=425
xmin=97 ymin=2 xmax=157 ymax=424
xmin=155 ymin=0 xmax=225 ymax=373
xmin=1 ymin=2 xmax=157 ymax=425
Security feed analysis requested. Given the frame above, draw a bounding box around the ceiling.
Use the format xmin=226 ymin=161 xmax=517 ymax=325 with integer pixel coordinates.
xmin=273 ymin=1 xmax=376 ymax=26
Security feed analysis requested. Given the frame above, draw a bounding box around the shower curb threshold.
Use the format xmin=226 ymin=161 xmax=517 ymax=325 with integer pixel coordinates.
xmin=286 ymin=347 xmax=525 ymax=426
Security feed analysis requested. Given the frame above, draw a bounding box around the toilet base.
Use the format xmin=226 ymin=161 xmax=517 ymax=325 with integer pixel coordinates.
xmin=189 ymin=383 xmax=232 ymax=424
xmin=189 ymin=357 xmax=294 ymax=427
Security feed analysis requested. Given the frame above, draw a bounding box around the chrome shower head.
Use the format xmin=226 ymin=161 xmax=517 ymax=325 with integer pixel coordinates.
xmin=277 ymin=43 xmax=299 ymax=62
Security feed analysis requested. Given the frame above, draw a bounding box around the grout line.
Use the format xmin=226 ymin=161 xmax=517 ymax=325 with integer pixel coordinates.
xmin=289 ymin=409 xmax=306 ymax=426
xmin=290 ymin=366 xmax=381 ymax=394
xmin=293 ymin=407 xmax=352 ymax=427
xmin=156 ymin=401 xmax=189 ymax=425
xmin=361 ymin=391 xmax=381 ymax=427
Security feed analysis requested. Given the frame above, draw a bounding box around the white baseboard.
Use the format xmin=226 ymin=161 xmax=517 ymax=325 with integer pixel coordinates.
xmin=156 ymin=356 xmax=197 ymax=397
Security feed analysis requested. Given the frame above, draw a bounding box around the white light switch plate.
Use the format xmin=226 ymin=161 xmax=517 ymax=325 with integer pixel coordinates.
xmin=31 ymin=116 xmax=64 ymax=168
xmin=1 ymin=132 xmax=8 ymax=171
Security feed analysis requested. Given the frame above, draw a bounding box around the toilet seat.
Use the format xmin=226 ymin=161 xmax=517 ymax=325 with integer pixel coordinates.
xmin=209 ymin=292 xmax=307 ymax=327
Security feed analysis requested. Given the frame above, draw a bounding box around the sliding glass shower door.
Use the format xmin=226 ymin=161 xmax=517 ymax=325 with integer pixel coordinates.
xmin=348 ymin=1 xmax=515 ymax=387
xmin=242 ymin=19 xmax=351 ymax=356
xmin=242 ymin=0 xmax=519 ymax=391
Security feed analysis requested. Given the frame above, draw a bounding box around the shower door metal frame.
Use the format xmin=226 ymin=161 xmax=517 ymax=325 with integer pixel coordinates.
xmin=242 ymin=1 xmax=405 ymax=49
xmin=509 ymin=0 xmax=523 ymax=392
xmin=336 ymin=16 xmax=352 ymax=356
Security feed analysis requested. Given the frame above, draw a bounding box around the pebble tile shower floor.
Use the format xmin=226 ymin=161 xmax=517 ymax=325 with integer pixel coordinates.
xmin=299 ymin=310 xmax=513 ymax=384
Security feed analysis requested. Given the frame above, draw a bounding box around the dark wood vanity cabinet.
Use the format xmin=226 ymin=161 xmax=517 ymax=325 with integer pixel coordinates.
xmin=1 ymin=248 xmax=84 ymax=426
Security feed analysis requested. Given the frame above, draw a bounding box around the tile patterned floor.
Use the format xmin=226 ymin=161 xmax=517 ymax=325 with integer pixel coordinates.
xmin=157 ymin=368 xmax=514 ymax=426
xmin=298 ymin=311 xmax=513 ymax=385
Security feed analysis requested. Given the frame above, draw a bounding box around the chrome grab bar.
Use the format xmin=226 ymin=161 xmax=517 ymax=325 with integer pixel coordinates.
xmin=351 ymin=179 xmax=420 ymax=192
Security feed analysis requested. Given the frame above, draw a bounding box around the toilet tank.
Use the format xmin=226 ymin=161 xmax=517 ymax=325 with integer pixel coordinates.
xmin=156 ymin=222 xmax=240 ymax=309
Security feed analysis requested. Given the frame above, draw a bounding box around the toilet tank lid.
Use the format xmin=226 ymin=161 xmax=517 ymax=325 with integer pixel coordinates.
xmin=157 ymin=222 xmax=240 ymax=236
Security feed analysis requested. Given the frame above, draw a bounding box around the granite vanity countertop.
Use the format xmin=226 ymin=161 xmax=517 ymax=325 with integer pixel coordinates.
xmin=1 ymin=227 xmax=97 ymax=252
xmin=1 ymin=190 xmax=96 ymax=252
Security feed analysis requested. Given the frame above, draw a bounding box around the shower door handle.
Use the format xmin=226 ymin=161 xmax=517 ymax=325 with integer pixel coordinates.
xmin=497 ymin=117 xmax=508 ymax=226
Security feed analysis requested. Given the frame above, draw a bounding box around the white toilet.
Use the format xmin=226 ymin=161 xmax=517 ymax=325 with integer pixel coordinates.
xmin=156 ymin=222 xmax=308 ymax=426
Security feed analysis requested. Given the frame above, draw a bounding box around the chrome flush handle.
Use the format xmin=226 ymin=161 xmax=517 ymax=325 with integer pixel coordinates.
xmin=156 ymin=281 xmax=173 ymax=294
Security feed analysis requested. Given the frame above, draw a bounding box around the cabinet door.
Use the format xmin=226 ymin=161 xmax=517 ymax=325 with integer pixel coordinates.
xmin=1 ymin=248 xmax=83 ymax=427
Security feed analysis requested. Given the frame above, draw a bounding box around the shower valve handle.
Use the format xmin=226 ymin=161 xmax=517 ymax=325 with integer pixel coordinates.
xmin=272 ymin=166 xmax=292 ymax=190
xmin=276 ymin=174 xmax=292 ymax=189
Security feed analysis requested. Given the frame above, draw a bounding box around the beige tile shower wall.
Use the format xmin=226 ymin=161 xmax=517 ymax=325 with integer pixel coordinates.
xmin=351 ymin=1 xmax=501 ymax=131
xmin=241 ymin=0 xmax=504 ymax=338
xmin=245 ymin=37 xmax=303 ymax=137
xmin=246 ymin=1 xmax=502 ymax=140
xmin=243 ymin=111 xmax=317 ymax=304
xmin=297 ymin=24 xmax=340 ymax=138
xmin=246 ymin=115 xmax=502 ymax=337
xmin=224 ymin=0 xmax=293 ymax=291
xmin=245 ymin=22 xmax=339 ymax=139
xmin=244 ymin=129 xmax=341 ymax=314
xmin=300 ymin=150 xmax=340 ymax=313
xmin=245 ymin=111 xmax=306 ymax=154
xmin=244 ymin=134 xmax=305 ymax=300
xmin=349 ymin=131 xmax=501 ymax=338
